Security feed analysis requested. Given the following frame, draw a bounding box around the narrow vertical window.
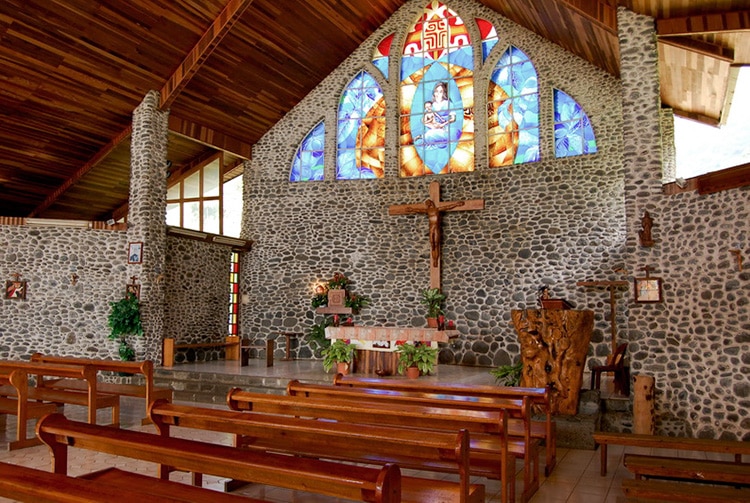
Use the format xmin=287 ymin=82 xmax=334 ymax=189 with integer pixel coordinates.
xmin=337 ymin=71 xmax=386 ymax=179
xmin=554 ymin=89 xmax=597 ymax=157
xmin=476 ymin=18 xmax=498 ymax=62
xmin=400 ymin=1 xmax=474 ymax=176
xmin=488 ymin=46 xmax=540 ymax=167
xmin=227 ymin=251 xmax=240 ymax=336
xmin=290 ymin=121 xmax=325 ymax=181
xmin=372 ymin=33 xmax=394 ymax=80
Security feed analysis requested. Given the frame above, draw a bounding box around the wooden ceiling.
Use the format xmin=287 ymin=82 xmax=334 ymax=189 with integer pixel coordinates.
xmin=0 ymin=0 xmax=747 ymax=220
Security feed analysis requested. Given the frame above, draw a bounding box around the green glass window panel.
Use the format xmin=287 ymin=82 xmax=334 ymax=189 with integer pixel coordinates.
xmin=203 ymin=200 xmax=220 ymax=234
xmin=183 ymin=201 xmax=200 ymax=230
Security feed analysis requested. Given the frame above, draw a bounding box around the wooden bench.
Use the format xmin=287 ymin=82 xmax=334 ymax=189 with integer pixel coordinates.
xmin=149 ymin=399 xmax=485 ymax=503
xmin=30 ymin=354 xmax=172 ymax=425
xmin=624 ymin=453 xmax=750 ymax=485
xmin=37 ymin=412 xmax=401 ymax=503
xmin=0 ymin=360 xmax=119 ymax=427
xmin=0 ymin=461 xmax=267 ymax=503
xmin=621 ymin=478 xmax=750 ymax=502
xmin=333 ymin=373 xmax=557 ymax=476
xmin=592 ymin=431 xmax=750 ymax=476
xmin=227 ymin=387 xmax=523 ymax=503
xmin=0 ymin=370 xmax=58 ymax=450
xmin=162 ymin=335 xmax=241 ymax=368
xmin=287 ymin=377 xmax=539 ymax=501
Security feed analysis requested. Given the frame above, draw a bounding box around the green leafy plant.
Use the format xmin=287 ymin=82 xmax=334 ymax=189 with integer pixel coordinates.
xmin=420 ymin=288 xmax=446 ymax=318
xmin=321 ymin=339 xmax=355 ymax=372
xmin=490 ymin=361 xmax=523 ymax=386
xmin=307 ymin=318 xmax=333 ymax=349
xmin=107 ymin=293 xmax=143 ymax=361
xmin=396 ymin=342 xmax=438 ymax=375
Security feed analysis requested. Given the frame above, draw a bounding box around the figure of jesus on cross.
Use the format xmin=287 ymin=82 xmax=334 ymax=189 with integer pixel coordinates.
xmin=389 ymin=181 xmax=484 ymax=290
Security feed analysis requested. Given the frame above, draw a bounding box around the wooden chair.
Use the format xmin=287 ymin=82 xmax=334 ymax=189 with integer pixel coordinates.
xmin=590 ymin=342 xmax=629 ymax=395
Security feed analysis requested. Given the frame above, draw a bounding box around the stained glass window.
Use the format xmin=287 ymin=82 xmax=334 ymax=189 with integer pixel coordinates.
xmin=488 ymin=46 xmax=540 ymax=167
xmin=554 ymin=89 xmax=597 ymax=157
xmin=290 ymin=121 xmax=325 ymax=181
xmin=227 ymin=251 xmax=239 ymax=336
xmin=476 ymin=18 xmax=498 ymax=62
xmin=400 ymin=1 xmax=474 ymax=176
xmin=373 ymin=33 xmax=394 ymax=80
xmin=337 ymin=71 xmax=386 ymax=179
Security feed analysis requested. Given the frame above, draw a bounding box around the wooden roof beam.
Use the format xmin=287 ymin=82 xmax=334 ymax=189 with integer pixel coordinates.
xmin=657 ymin=9 xmax=750 ymax=36
xmin=658 ymin=37 xmax=734 ymax=62
xmin=159 ymin=0 xmax=256 ymax=109
xmin=168 ymin=115 xmax=252 ymax=160
xmin=28 ymin=126 xmax=132 ymax=217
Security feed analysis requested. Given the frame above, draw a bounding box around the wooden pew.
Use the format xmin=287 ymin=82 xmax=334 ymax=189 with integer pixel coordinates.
xmin=149 ymin=399 xmax=485 ymax=503
xmin=30 ymin=354 xmax=172 ymax=425
xmin=287 ymin=377 xmax=539 ymax=501
xmin=621 ymin=478 xmax=750 ymax=503
xmin=162 ymin=336 xmax=241 ymax=368
xmin=0 ymin=361 xmax=119 ymax=426
xmin=333 ymin=373 xmax=557 ymax=475
xmin=36 ymin=412 xmax=401 ymax=503
xmin=0 ymin=461 xmax=267 ymax=503
xmin=0 ymin=370 xmax=58 ymax=450
xmin=227 ymin=388 xmax=524 ymax=503
xmin=624 ymin=453 xmax=750 ymax=485
xmin=592 ymin=431 xmax=750 ymax=476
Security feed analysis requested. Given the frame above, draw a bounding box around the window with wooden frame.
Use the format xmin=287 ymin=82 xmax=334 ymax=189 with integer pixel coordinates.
xmin=166 ymin=154 xmax=223 ymax=235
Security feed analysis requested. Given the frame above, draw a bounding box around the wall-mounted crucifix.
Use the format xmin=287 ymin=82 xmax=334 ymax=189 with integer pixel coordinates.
xmin=389 ymin=181 xmax=484 ymax=290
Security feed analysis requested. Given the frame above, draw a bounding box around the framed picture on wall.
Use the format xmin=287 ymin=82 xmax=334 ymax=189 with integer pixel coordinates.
xmin=127 ymin=242 xmax=143 ymax=264
xmin=5 ymin=280 xmax=26 ymax=300
xmin=634 ymin=277 xmax=662 ymax=303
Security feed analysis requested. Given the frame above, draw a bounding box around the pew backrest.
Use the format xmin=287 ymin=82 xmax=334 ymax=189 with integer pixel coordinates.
xmin=37 ymin=413 xmax=401 ymax=503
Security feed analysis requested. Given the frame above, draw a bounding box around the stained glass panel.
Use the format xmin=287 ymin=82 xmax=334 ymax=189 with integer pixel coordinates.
xmin=488 ymin=45 xmax=540 ymax=167
xmin=554 ymin=88 xmax=597 ymax=157
xmin=400 ymin=1 xmax=474 ymax=176
xmin=290 ymin=121 xmax=325 ymax=181
xmin=373 ymin=33 xmax=394 ymax=80
xmin=337 ymin=71 xmax=385 ymax=179
xmin=477 ymin=18 xmax=498 ymax=62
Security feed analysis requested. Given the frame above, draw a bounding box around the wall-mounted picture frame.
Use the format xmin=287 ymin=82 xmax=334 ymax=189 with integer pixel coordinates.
xmin=634 ymin=277 xmax=662 ymax=303
xmin=5 ymin=280 xmax=27 ymax=300
xmin=126 ymin=283 xmax=141 ymax=299
xmin=127 ymin=242 xmax=143 ymax=264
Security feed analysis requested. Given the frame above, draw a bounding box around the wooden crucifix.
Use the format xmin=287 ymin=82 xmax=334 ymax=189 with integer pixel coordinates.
xmin=389 ymin=181 xmax=484 ymax=290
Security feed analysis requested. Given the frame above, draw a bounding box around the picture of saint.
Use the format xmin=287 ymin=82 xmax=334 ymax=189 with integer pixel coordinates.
xmin=5 ymin=281 xmax=26 ymax=300
xmin=411 ymin=80 xmax=462 ymax=174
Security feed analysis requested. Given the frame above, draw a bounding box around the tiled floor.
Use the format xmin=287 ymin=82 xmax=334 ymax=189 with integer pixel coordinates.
xmin=0 ymin=359 xmax=669 ymax=502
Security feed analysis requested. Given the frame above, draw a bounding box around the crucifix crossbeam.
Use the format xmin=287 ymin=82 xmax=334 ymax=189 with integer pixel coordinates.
xmin=389 ymin=181 xmax=484 ymax=290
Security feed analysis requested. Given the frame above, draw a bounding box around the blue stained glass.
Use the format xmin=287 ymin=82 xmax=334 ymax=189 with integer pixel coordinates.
xmin=517 ymin=128 xmax=540 ymax=163
xmin=554 ymin=88 xmax=597 ymax=157
xmin=482 ymin=39 xmax=497 ymax=62
xmin=448 ymin=46 xmax=473 ymax=70
xmin=290 ymin=121 xmax=325 ymax=182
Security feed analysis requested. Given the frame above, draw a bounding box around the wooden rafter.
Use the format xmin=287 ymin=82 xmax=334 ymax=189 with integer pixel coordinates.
xmin=168 ymin=116 xmax=252 ymax=160
xmin=659 ymin=37 xmax=734 ymax=62
xmin=28 ymin=126 xmax=132 ymax=218
xmin=657 ymin=9 xmax=750 ymax=36
xmin=160 ymin=0 xmax=256 ymax=109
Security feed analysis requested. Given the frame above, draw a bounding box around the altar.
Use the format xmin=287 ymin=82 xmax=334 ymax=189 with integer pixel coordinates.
xmin=325 ymin=326 xmax=457 ymax=375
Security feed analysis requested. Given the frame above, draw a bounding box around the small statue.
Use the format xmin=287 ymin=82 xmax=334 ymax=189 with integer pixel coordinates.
xmin=536 ymin=285 xmax=550 ymax=307
xmin=639 ymin=211 xmax=654 ymax=247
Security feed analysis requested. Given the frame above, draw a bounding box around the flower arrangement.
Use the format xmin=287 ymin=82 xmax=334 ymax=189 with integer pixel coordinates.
xmin=396 ymin=341 xmax=438 ymax=376
xmin=321 ymin=339 xmax=355 ymax=372
xmin=311 ymin=272 xmax=369 ymax=313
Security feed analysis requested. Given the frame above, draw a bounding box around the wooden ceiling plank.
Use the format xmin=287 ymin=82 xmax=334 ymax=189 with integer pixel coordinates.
xmin=168 ymin=115 xmax=252 ymax=160
xmin=160 ymin=0 xmax=256 ymax=109
xmin=28 ymin=126 xmax=132 ymax=217
xmin=657 ymin=9 xmax=750 ymax=36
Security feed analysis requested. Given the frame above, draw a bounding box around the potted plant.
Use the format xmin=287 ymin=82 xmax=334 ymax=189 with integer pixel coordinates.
xmin=419 ymin=288 xmax=446 ymax=328
xmin=396 ymin=342 xmax=438 ymax=378
xmin=490 ymin=361 xmax=523 ymax=386
xmin=107 ymin=292 xmax=143 ymax=361
xmin=321 ymin=339 xmax=356 ymax=374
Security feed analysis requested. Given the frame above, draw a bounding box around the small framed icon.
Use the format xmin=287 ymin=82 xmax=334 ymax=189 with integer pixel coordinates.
xmin=634 ymin=277 xmax=662 ymax=303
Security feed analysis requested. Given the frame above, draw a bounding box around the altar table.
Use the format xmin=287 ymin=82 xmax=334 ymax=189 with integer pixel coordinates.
xmin=325 ymin=326 xmax=457 ymax=375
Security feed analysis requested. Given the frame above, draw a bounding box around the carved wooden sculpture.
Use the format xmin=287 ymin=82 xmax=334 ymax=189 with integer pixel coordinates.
xmin=511 ymin=309 xmax=594 ymax=415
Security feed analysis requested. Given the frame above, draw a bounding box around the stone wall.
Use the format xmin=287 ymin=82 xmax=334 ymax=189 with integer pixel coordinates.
xmin=0 ymin=226 xmax=129 ymax=359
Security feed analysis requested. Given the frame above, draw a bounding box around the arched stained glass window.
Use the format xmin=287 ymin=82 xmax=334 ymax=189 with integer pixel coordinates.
xmin=337 ymin=71 xmax=386 ymax=179
xmin=290 ymin=121 xmax=325 ymax=182
xmin=372 ymin=33 xmax=394 ymax=80
xmin=400 ymin=1 xmax=474 ymax=176
xmin=476 ymin=18 xmax=498 ymax=62
xmin=554 ymin=89 xmax=597 ymax=157
xmin=488 ymin=45 xmax=540 ymax=167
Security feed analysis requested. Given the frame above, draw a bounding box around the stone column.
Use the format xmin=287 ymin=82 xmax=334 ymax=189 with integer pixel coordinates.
xmin=128 ymin=90 xmax=169 ymax=362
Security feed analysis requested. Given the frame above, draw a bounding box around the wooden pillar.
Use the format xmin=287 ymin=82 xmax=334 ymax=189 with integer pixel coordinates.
xmin=633 ymin=374 xmax=655 ymax=434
